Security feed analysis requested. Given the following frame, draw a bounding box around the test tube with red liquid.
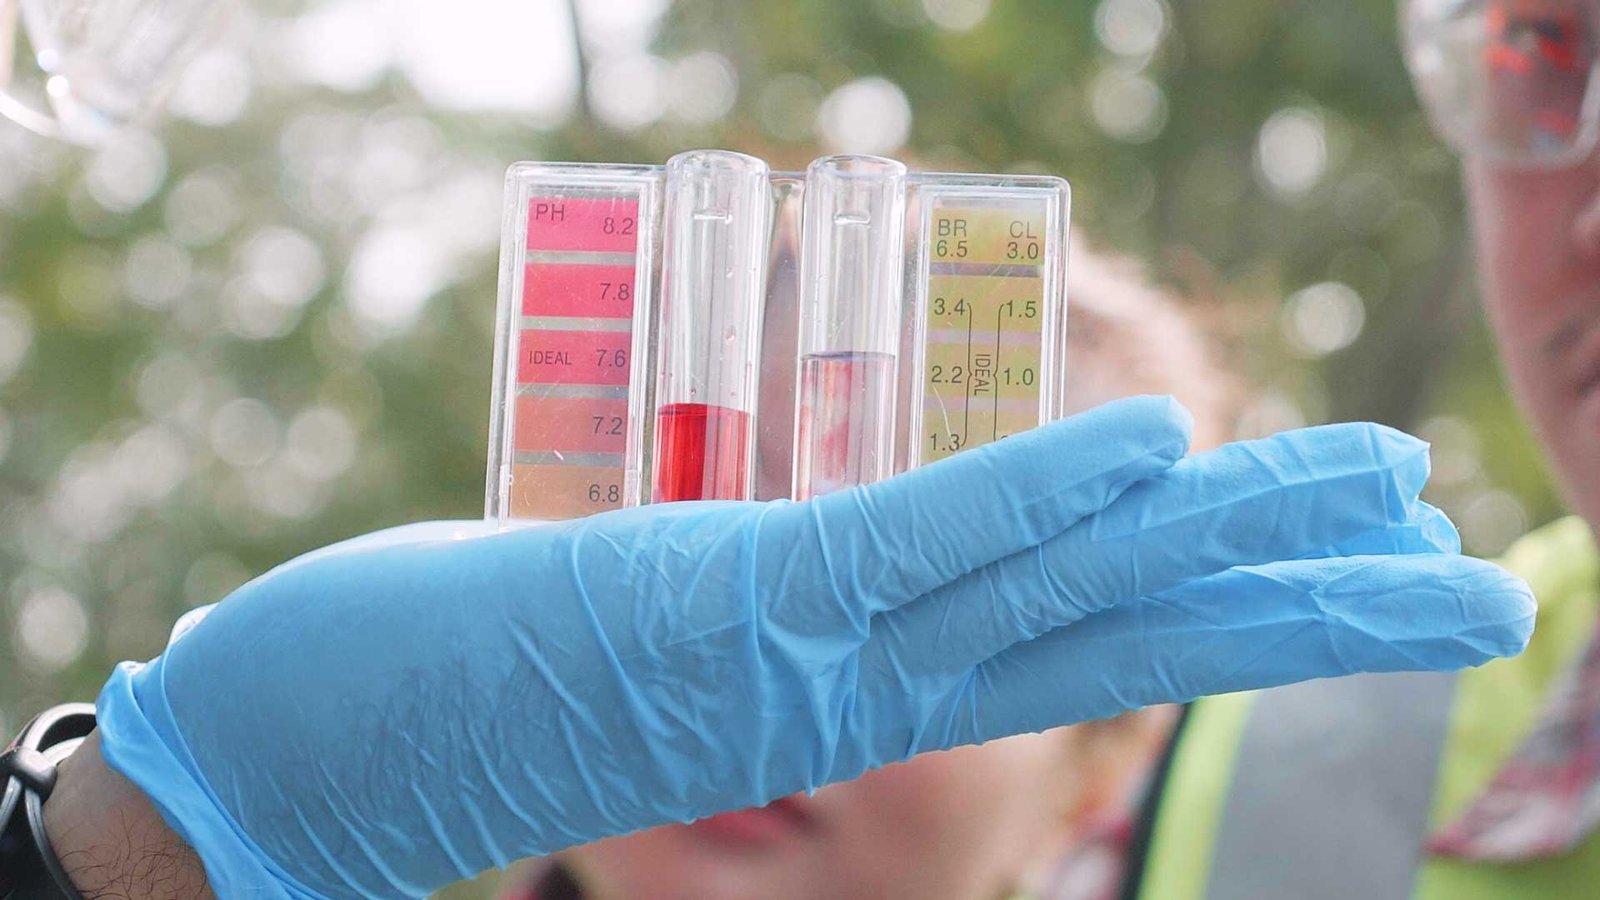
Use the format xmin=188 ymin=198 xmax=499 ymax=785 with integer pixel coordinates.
xmin=792 ymin=155 xmax=907 ymax=500
xmin=651 ymin=150 xmax=773 ymax=502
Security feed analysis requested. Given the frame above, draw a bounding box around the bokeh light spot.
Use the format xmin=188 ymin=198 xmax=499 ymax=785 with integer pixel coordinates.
xmin=210 ymin=398 xmax=281 ymax=469
xmin=286 ymin=405 xmax=359 ymax=481
xmin=818 ymin=77 xmax=913 ymax=155
xmin=0 ymin=300 xmax=35 ymax=385
xmin=135 ymin=352 xmax=203 ymax=420
xmin=1418 ymin=415 xmax=1482 ymax=487
xmin=397 ymin=0 xmax=578 ymax=119
xmin=1089 ymin=69 xmax=1167 ymax=143
xmin=114 ymin=424 xmax=191 ymax=504
xmin=184 ymin=553 xmax=253 ymax=608
xmin=1235 ymin=390 xmax=1308 ymax=440
xmin=922 ymin=0 xmax=992 ymax=32
xmin=1282 ymin=281 xmax=1365 ymax=357
xmin=1460 ymin=489 xmax=1528 ymax=557
xmin=170 ymin=49 xmax=254 ymax=127
xmin=85 ymin=131 xmax=168 ymax=214
xmin=287 ymin=0 xmax=395 ymax=92
xmin=574 ymin=0 xmax=672 ymax=52
xmin=1095 ymin=0 xmax=1167 ymax=58
xmin=15 ymin=587 xmax=89 ymax=672
xmin=345 ymin=223 xmax=449 ymax=334
xmin=246 ymin=458 xmax=325 ymax=520
xmin=124 ymin=235 xmax=194 ymax=310
xmin=241 ymin=227 xmax=326 ymax=309
xmin=1257 ymin=107 xmax=1328 ymax=199
xmin=164 ymin=168 xmax=243 ymax=248
xmin=666 ymin=52 xmax=738 ymax=125
xmin=590 ymin=54 xmax=666 ymax=131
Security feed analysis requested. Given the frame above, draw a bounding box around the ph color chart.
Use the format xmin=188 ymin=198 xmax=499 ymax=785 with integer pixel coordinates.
xmin=493 ymin=167 xmax=658 ymax=521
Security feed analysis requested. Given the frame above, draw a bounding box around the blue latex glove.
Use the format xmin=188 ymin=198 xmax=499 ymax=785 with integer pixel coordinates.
xmin=95 ymin=396 xmax=1534 ymax=898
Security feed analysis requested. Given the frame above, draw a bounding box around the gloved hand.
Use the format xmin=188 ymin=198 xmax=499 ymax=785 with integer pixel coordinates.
xmin=95 ymin=396 xmax=1534 ymax=899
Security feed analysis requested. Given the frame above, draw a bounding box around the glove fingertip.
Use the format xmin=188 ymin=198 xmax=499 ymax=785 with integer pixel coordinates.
xmin=1125 ymin=394 xmax=1195 ymax=458
xmin=1414 ymin=502 xmax=1463 ymax=555
xmin=1478 ymin=563 xmax=1537 ymax=655
xmin=1385 ymin=558 xmax=1537 ymax=668
xmin=1363 ymin=422 xmax=1433 ymax=500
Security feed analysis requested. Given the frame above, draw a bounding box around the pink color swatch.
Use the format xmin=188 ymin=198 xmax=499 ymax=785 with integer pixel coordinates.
xmin=527 ymin=197 xmax=641 ymax=254
xmin=523 ymin=264 xmax=637 ymax=319
xmin=514 ymin=395 xmax=630 ymax=454
xmin=517 ymin=330 xmax=633 ymax=386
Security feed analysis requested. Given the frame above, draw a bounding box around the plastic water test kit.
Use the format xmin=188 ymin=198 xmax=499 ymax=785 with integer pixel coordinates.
xmin=486 ymin=150 xmax=1071 ymax=522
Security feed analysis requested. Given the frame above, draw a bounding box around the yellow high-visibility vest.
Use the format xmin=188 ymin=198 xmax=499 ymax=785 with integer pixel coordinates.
xmin=1130 ymin=517 xmax=1600 ymax=900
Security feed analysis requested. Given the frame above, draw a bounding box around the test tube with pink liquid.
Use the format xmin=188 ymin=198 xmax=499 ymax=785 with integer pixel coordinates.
xmin=792 ymin=155 xmax=907 ymax=500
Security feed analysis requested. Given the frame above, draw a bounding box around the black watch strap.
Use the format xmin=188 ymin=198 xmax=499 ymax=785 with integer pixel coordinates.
xmin=2 ymin=704 xmax=96 ymax=900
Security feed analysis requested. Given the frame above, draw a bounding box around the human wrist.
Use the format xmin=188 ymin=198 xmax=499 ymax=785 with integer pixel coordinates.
xmin=42 ymin=730 xmax=213 ymax=900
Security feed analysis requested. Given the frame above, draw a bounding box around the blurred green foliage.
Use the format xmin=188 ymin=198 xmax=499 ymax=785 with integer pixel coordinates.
xmin=0 ymin=5 xmax=1561 ymax=890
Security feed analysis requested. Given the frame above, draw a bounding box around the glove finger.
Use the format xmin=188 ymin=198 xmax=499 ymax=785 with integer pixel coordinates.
xmin=1297 ymin=501 xmax=1460 ymax=558
xmin=859 ymin=423 xmax=1433 ymax=679
xmin=932 ymin=554 xmax=1534 ymax=751
xmin=756 ymin=395 xmax=1192 ymax=629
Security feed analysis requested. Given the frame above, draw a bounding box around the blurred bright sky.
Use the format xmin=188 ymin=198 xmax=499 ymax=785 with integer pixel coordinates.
xmin=287 ymin=0 xmax=671 ymax=120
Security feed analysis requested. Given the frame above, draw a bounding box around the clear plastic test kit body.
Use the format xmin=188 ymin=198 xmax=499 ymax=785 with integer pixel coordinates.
xmin=486 ymin=149 xmax=1071 ymax=522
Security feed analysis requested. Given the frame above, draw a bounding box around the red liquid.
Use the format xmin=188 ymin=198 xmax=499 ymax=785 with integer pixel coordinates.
xmin=652 ymin=403 xmax=752 ymax=502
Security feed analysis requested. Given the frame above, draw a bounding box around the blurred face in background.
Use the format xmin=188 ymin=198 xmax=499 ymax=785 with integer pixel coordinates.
xmin=1405 ymin=0 xmax=1600 ymax=525
xmin=562 ymin=735 xmax=1084 ymax=900
xmin=1465 ymin=152 xmax=1600 ymax=528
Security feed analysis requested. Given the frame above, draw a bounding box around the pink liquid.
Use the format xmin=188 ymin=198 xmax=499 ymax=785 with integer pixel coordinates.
xmin=652 ymin=403 xmax=753 ymax=502
xmin=794 ymin=351 xmax=896 ymax=500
